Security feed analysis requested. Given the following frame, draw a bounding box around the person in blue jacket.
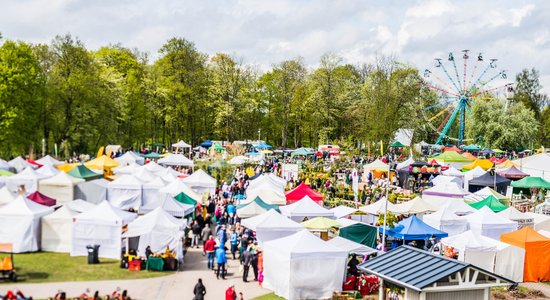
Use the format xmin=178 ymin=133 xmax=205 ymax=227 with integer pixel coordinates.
xmin=215 ymin=245 xmax=227 ymax=279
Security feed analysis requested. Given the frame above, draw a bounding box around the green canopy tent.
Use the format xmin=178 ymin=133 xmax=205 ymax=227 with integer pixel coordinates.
xmin=389 ymin=141 xmax=405 ymax=148
xmin=174 ymin=192 xmax=198 ymax=218
xmin=290 ymin=147 xmax=315 ymax=157
xmin=68 ymin=164 xmax=103 ymax=181
xmin=140 ymin=152 xmax=161 ymax=159
xmin=237 ymin=196 xmax=279 ymax=210
xmin=0 ymin=170 xmax=14 ymax=176
xmin=511 ymin=177 xmax=550 ymax=189
xmin=469 ymin=195 xmax=508 ymax=212
xmin=463 ymin=144 xmax=481 ymax=151
xmin=429 ymin=151 xmax=473 ymax=163
xmin=213 ymin=143 xmax=225 ymax=151
xmin=339 ymin=223 xmax=377 ymax=248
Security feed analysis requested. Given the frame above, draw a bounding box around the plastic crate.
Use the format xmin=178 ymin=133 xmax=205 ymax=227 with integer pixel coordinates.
xmin=128 ymin=260 xmax=142 ymax=271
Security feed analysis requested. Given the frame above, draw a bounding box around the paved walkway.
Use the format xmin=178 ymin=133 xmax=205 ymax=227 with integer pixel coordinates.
xmin=0 ymin=247 xmax=270 ymax=299
xmin=520 ymin=282 xmax=550 ymax=298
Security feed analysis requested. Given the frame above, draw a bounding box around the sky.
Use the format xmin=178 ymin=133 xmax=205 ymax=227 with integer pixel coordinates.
xmin=1 ymin=0 xmax=549 ymax=93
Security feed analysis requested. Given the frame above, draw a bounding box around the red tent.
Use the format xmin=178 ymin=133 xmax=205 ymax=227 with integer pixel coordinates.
xmin=27 ymin=191 xmax=56 ymax=207
xmin=443 ymin=145 xmax=462 ymax=152
xmin=26 ymin=159 xmax=42 ymax=168
xmin=490 ymin=157 xmax=507 ymax=164
xmin=285 ymin=183 xmax=323 ymax=205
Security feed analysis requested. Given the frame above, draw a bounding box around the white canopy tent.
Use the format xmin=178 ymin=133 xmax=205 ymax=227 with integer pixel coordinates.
xmin=359 ymin=197 xmax=397 ymax=215
xmin=142 ymin=177 xmax=167 ymax=208
xmin=248 ymin=174 xmax=286 ymax=190
xmin=0 ymin=186 xmax=16 ymax=206
xmin=228 ymin=156 xmax=247 ymax=165
xmin=363 ymin=159 xmax=389 ymax=172
xmin=181 ymin=169 xmax=216 ymax=195
xmin=4 ymin=166 xmax=48 ymax=194
xmin=396 ymin=157 xmax=414 ymax=170
xmin=113 ymin=163 xmax=140 ymax=175
xmin=114 ymin=152 xmax=145 ymax=166
xmin=393 ymin=197 xmax=439 ymax=215
xmin=107 ymin=175 xmax=143 ymax=210
xmin=0 ymin=195 xmax=53 ymax=252
xmin=39 ymin=172 xmax=85 ymax=204
xmin=465 ymin=206 xmax=518 ymax=240
xmin=158 ymin=179 xmax=202 ymax=202
xmin=246 ymin=182 xmax=285 ymax=199
xmin=330 ymin=205 xmax=360 ymax=219
xmin=524 ymin=212 xmax=550 ymax=231
xmin=36 ymin=155 xmax=64 ymax=166
xmin=441 ymin=166 xmax=464 ymax=177
xmin=279 ymin=196 xmax=334 ymax=222
xmin=241 ymin=209 xmax=303 ymax=243
xmin=8 ymin=156 xmax=33 ymax=173
xmin=142 ymin=161 xmax=167 ymax=173
xmin=132 ymin=169 xmax=156 ymax=184
xmin=123 ymin=207 xmax=185 ymax=260
xmin=66 ymin=199 xmax=96 ymax=213
xmin=539 ymin=230 xmax=550 ymax=238
xmin=263 ymin=230 xmax=348 ymax=300
xmin=0 ymin=159 xmax=11 ymax=171
xmin=441 ymin=230 xmax=525 ymax=282
xmin=36 ymin=165 xmax=60 ymax=177
xmin=74 ymin=179 xmax=109 ymax=204
xmin=326 ymin=236 xmax=378 ymax=256
xmin=41 ymin=205 xmax=79 ymax=252
xmin=236 ymin=200 xmax=276 ymax=218
xmin=513 ymin=153 xmax=550 ymax=181
xmin=158 ymin=154 xmax=194 ymax=167
xmin=245 ymin=189 xmax=286 ymax=205
xmin=431 ymin=175 xmax=463 ymax=187
xmin=139 ymin=195 xmax=194 ymax=218
xmin=171 ymin=140 xmax=192 ymax=154
xmin=463 ymin=166 xmax=487 ymax=189
xmin=71 ymin=201 xmax=137 ymax=259
xmin=424 ymin=206 xmax=470 ymax=236
xmin=422 ymin=183 xmax=470 ymax=207
xmin=497 ymin=207 xmax=534 ymax=229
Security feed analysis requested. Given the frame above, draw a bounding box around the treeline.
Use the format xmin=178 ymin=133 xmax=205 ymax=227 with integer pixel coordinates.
xmin=0 ymin=34 xmax=547 ymax=158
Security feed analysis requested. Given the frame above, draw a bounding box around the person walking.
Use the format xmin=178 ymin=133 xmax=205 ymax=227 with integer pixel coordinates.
xmin=215 ymin=245 xmax=227 ymax=279
xmin=201 ymin=224 xmax=212 ymax=246
xmin=241 ymin=247 xmax=252 ymax=282
xmin=203 ymin=235 xmax=216 ymax=270
xmin=217 ymin=225 xmax=227 ymax=248
xmin=193 ymin=278 xmax=206 ymax=300
xmin=191 ymin=221 xmax=201 ymax=248
xmin=229 ymin=228 xmax=239 ymax=260
xmin=251 ymin=244 xmax=259 ymax=281
xmin=225 ymin=285 xmax=237 ymax=300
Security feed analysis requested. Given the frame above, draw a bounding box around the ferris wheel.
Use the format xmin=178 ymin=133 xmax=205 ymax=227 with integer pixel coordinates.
xmin=419 ymin=50 xmax=513 ymax=145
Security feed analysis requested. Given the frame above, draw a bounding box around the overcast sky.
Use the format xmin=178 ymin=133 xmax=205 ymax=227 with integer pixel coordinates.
xmin=1 ymin=0 xmax=549 ymax=93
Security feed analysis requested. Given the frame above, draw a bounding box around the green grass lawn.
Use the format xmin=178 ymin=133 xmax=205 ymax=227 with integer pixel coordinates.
xmin=0 ymin=252 xmax=169 ymax=284
xmin=252 ymin=293 xmax=285 ymax=300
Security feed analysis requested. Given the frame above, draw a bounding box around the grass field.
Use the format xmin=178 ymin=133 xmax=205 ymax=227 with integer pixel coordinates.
xmin=252 ymin=292 xmax=284 ymax=300
xmin=0 ymin=252 xmax=169 ymax=284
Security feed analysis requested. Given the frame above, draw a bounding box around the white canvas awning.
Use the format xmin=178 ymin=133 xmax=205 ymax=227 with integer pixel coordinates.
xmin=158 ymin=154 xmax=194 ymax=167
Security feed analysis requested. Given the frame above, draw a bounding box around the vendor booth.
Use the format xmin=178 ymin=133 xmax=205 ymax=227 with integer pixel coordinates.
xmin=4 ymin=166 xmax=48 ymax=193
xmin=497 ymin=207 xmax=534 ymax=229
xmin=0 ymin=195 xmax=53 ymax=252
xmin=71 ymin=201 xmax=137 ymax=259
xmin=280 ymin=196 xmax=333 ymax=222
xmin=8 ymin=156 xmax=33 ymax=173
xmin=36 ymin=155 xmax=64 ymax=167
xmin=285 ymin=183 xmax=323 ymax=205
xmin=74 ymin=178 xmax=109 ymax=204
xmin=236 ymin=197 xmax=280 ymax=218
xmin=241 ymin=209 xmax=303 ymax=243
xmin=68 ymin=164 xmax=103 ymax=181
xmin=378 ymin=215 xmax=448 ymax=242
xmin=422 ymin=182 xmax=470 ymax=207
xmin=465 ymin=206 xmax=518 ymax=240
xmin=41 ymin=205 xmax=79 ymax=252
xmin=245 ymin=189 xmax=287 ymax=206
xmin=468 ymin=172 xmax=511 ymax=195
xmin=39 ymin=172 xmax=84 ymax=204
xmin=181 ymin=169 xmax=216 ymax=195
xmin=423 ymin=205 xmax=470 ymax=236
xmin=263 ymin=230 xmax=348 ymax=300
xmin=139 ymin=195 xmax=194 ymax=218
xmin=469 ymin=195 xmax=508 ymax=213
xmin=114 ymin=152 xmax=145 ymax=166
xmin=157 ymin=154 xmax=194 ymax=167
xmin=107 ymin=175 xmax=143 ymax=210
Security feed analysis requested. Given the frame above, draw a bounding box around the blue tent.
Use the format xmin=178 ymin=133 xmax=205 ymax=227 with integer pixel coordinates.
xmin=254 ymin=143 xmax=273 ymax=150
xmin=481 ymin=148 xmax=495 ymax=155
xmin=200 ymin=140 xmax=213 ymax=148
xmin=379 ymin=215 xmax=448 ymax=240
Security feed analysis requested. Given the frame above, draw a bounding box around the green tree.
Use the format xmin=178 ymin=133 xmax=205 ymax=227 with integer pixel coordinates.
xmin=514 ymin=68 xmax=546 ymax=118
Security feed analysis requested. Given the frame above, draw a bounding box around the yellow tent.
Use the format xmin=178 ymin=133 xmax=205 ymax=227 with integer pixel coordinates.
xmin=496 ymin=160 xmax=520 ymax=168
xmin=462 ymin=159 xmax=493 ymax=171
xmin=85 ymin=155 xmax=119 ymax=175
xmin=56 ymin=163 xmax=80 ymax=173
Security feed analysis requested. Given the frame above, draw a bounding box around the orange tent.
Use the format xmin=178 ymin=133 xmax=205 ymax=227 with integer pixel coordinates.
xmin=462 ymin=159 xmax=493 ymax=171
xmin=443 ymin=145 xmax=462 ymax=152
xmin=461 ymin=152 xmax=477 ymax=160
xmin=496 ymin=160 xmax=520 ymax=168
xmin=501 ymin=227 xmax=550 ymax=282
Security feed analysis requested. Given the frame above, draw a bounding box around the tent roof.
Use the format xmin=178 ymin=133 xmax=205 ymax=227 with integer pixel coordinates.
xmin=465 ymin=206 xmax=517 ymax=226
xmin=124 ymin=207 xmax=184 ymax=238
xmin=113 ymin=163 xmax=140 ymax=175
xmin=497 ymin=206 xmax=533 ymax=222
xmin=40 ymin=171 xmax=84 ymax=186
xmin=108 ymin=175 xmax=143 ymax=189
xmin=285 ymin=183 xmax=323 ymax=201
xmin=327 ymin=236 xmax=378 ymax=256
xmin=228 ymin=156 xmax=247 ymax=165
xmin=462 ymin=159 xmax=494 ymax=171
xmin=68 ymin=164 xmax=103 ymax=180
xmin=114 ymin=152 xmax=144 ymax=165
xmin=330 ymin=205 xmax=360 ymax=219
xmin=157 ymin=154 xmax=194 ymax=167
xmin=464 ymin=166 xmax=488 ymax=178
xmin=393 ymin=197 xmax=439 ymax=214
xmin=236 ymin=199 xmax=278 ymax=218
xmin=172 ymin=140 xmax=191 ymax=148
xmin=174 ymin=192 xmax=198 ymax=207
xmin=8 ymin=166 xmax=47 ymax=180
xmin=380 ymin=215 xmax=448 ymax=240
xmin=0 ymin=195 xmax=53 ymax=216
xmin=359 ymin=197 xmax=397 ymax=215
xmin=36 ymin=165 xmax=60 ymax=177
xmin=463 ymin=144 xmax=481 ymax=151
xmin=443 ymin=145 xmax=462 ymax=152
xmin=140 ymin=196 xmax=194 ymax=217
xmin=291 ymin=147 xmax=315 ymax=156
xmin=66 ymin=199 xmax=96 ymax=213
xmin=469 ymin=172 xmax=511 ymax=187
xmin=280 ymin=196 xmax=333 ymax=217
xmin=36 ymin=155 xmax=64 ymax=166
xmin=85 ymin=155 xmax=119 ymax=170
xmin=336 ymin=218 xmax=361 ymax=228
xmin=159 ymin=180 xmax=201 ymax=201
xmin=364 ymin=159 xmax=389 ymax=171
xmin=0 ymin=186 xmax=16 ymax=205
xmin=431 ymin=175 xmax=462 ymax=186
xmin=430 ymin=151 xmax=473 ymax=163
xmin=500 ymin=226 xmax=550 ymax=246
xmin=496 ymin=166 xmax=529 ymax=179
xmin=511 ymin=176 xmax=550 ymax=189
xmin=441 ymin=230 xmax=497 ymax=252
xmin=27 ymin=191 xmax=56 ymax=206
xmin=248 ymin=173 xmax=286 ymax=190
xmin=496 ymin=160 xmax=520 ymax=169
xmin=8 ymin=156 xmax=33 ymax=172
xmin=241 ymin=209 xmax=303 ymax=231
xmin=461 ymin=152 xmax=478 ymax=161
xmin=422 ymin=182 xmax=470 ymax=198
xmin=301 ymin=217 xmax=339 ymax=230
xmin=469 ymin=195 xmax=508 ymax=212
xmin=441 ymin=166 xmax=464 ymax=177
xmin=181 ymin=169 xmax=216 ymax=188
xmin=397 ymin=157 xmax=415 ymax=170
xmin=512 ymin=153 xmax=550 ymax=180
xmin=237 ymin=196 xmax=279 ymax=211
xmin=246 ymin=189 xmax=286 ymax=205
xmin=473 ymin=187 xmax=507 ymax=201
xmin=142 ymin=161 xmax=166 ymax=173
xmin=390 ymin=141 xmax=405 ymax=148
xmin=265 ymin=229 xmax=346 ymax=256
xmin=43 ymin=204 xmax=79 ymax=220
xmin=76 ymin=201 xmax=136 ymax=225
xmin=143 ymin=177 xmax=166 ymax=189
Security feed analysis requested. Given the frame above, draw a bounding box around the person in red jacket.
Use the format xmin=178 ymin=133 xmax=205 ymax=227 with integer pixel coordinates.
xmin=225 ymin=285 xmax=237 ymax=300
xmin=203 ymin=235 xmax=216 ymax=270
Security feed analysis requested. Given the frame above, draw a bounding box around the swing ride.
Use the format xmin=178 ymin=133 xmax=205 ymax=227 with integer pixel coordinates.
xmin=420 ymin=50 xmax=514 ymax=145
